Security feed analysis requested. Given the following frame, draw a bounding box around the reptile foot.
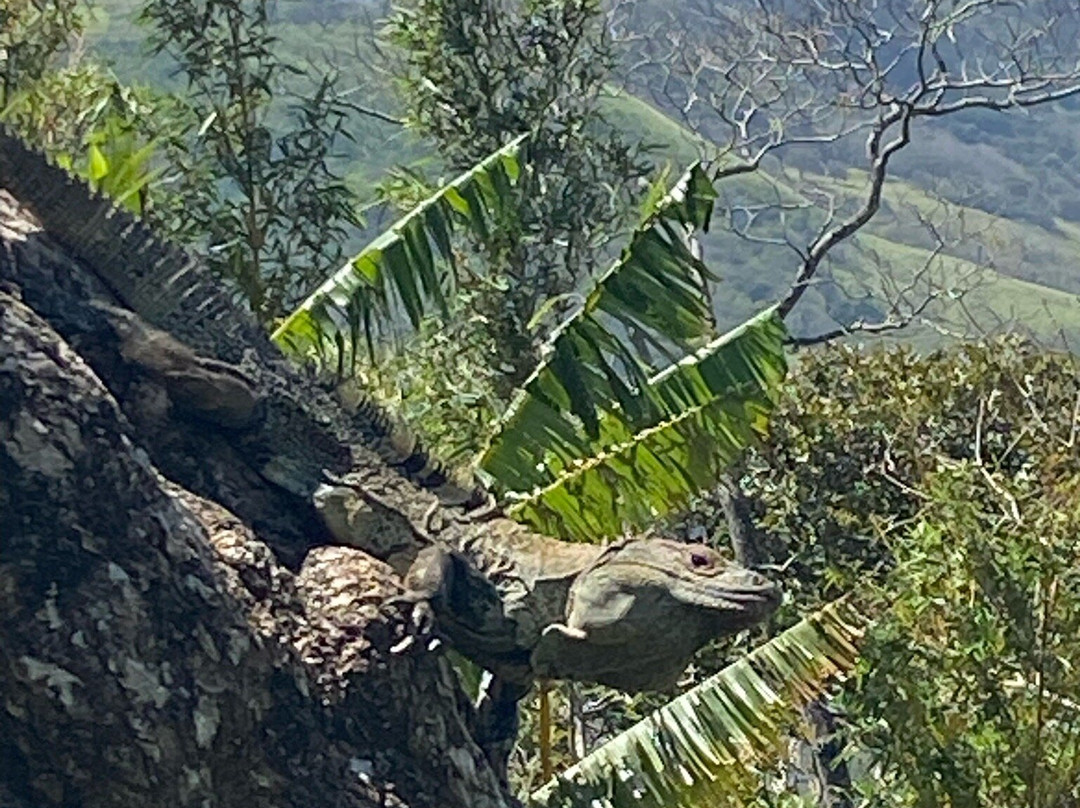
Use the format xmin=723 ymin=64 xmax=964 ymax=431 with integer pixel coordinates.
xmin=408 ymin=599 xmax=437 ymax=635
xmin=384 ymin=594 xmax=439 ymax=654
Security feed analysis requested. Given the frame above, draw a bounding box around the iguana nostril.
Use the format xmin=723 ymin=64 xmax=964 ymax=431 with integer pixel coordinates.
xmin=750 ymin=571 xmax=778 ymax=590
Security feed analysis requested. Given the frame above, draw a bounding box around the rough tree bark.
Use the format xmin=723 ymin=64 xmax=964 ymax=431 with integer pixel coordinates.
xmin=0 ymin=189 xmax=517 ymax=807
xmin=715 ymin=468 xmax=762 ymax=569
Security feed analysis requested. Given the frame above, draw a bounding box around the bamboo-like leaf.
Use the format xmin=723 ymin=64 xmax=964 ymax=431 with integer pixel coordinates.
xmin=271 ymin=133 xmax=528 ymax=361
xmin=481 ymin=306 xmax=787 ymax=541
xmin=529 ymin=599 xmax=869 ymax=808
xmin=476 ymin=161 xmax=719 ymax=473
xmin=475 ymin=163 xmax=786 ymax=542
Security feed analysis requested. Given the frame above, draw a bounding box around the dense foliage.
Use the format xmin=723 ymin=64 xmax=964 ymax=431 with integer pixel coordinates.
xmin=0 ymin=0 xmax=83 ymax=105
xmin=0 ymin=3 xmax=180 ymax=215
xmin=389 ymin=0 xmax=651 ymax=389
xmin=2 ymin=0 xmax=363 ymax=323
xmin=141 ymin=0 xmax=362 ymax=323
xmin=733 ymin=340 xmax=1080 ymax=805
xmin=854 ymin=465 xmax=1080 ymax=805
xmin=747 ymin=341 xmax=1077 ymax=597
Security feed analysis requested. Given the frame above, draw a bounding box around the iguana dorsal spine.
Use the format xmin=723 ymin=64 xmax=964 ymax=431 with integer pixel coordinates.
xmin=0 ymin=125 xmax=478 ymax=502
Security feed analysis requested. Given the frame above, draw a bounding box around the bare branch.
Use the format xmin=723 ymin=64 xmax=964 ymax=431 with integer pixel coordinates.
xmin=617 ymin=0 xmax=1080 ymax=339
xmin=337 ymin=87 xmax=405 ymax=126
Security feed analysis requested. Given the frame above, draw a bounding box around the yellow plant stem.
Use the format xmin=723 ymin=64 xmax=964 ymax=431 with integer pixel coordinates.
xmin=539 ymin=679 xmax=553 ymax=782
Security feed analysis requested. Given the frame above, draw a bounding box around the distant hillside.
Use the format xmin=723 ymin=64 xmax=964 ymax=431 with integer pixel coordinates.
xmin=83 ymin=0 xmax=428 ymax=192
xmin=84 ymin=0 xmax=1080 ymax=350
xmin=603 ymin=89 xmax=1080 ymax=349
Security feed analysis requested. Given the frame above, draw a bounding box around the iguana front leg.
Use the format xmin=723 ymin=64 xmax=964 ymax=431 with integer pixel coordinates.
xmin=391 ymin=544 xmax=454 ymax=635
xmin=393 ymin=547 xmax=529 ymax=783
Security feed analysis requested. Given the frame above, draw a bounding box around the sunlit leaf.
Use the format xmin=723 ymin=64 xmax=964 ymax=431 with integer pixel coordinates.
xmin=529 ymin=599 xmax=870 ymax=808
xmin=489 ymin=309 xmax=786 ymax=541
xmin=87 ymin=142 xmax=109 ymax=181
xmin=271 ymin=133 xmax=528 ymax=363
xmin=478 ymin=162 xmax=785 ymax=540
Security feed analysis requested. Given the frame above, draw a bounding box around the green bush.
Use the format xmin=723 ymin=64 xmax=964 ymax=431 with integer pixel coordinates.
xmin=742 ymin=339 xmax=1080 ymax=805
xmin=746 ymin=339 xmax=1080 ymax=602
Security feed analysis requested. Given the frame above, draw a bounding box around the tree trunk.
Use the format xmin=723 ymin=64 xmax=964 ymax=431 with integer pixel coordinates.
xmin=804 ymin=699 xmax=855 ymax=808
xmin=715 ymin=468 xmax=763 ymax=568
xmin=0 ymin=189 xmax=516 ymax=807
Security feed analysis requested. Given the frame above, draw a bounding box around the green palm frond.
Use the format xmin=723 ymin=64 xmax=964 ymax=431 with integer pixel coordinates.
xmin=271 ymin=133 xmax=527 ymax=362
xmin=496 ymin=162 xmax=720 ymax=431
xmin=484 ymin=307 xmax=786 ymax=540
xmin=477 ymin=163 xmax=786 ymax=542
xmin=475 ymin=161 xmax=716 ymax=447
xmin=529 ymin=598 xmax=868 ymax=808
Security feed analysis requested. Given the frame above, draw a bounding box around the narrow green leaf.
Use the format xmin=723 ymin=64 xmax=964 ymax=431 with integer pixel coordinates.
xmin=87 ymin=142 xmax=109 ymax=182
xmin=272 ymin=133 xmax=527 ymax=362
xmin=529 ymin=599 xmax=870 ymax=808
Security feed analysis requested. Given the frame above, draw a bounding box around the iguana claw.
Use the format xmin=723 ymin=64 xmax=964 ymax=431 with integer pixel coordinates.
xmin=408 ymin=599 xmax=437 ymax=635
xmin=540 ymin=623 xmax=588 ymax=640
xmin=383 ymin=589 xmax=440 ymax=655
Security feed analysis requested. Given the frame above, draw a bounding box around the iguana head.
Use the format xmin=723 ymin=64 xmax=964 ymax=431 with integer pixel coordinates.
xmin=531 ymin=538 xmax=781 ymax=692
xmin=592 ymin=538 xmax=781 ymax=629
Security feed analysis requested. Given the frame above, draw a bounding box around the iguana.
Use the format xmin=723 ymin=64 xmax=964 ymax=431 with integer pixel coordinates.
xmin=316 ymin=473 xmax=779 ymax=775
xmin=316 ymin=475 xmax=780 ymax=693
xmin=1 ymin=125 xmax=781 ymax=775
xmin=315 ymin=473 xmax=781 ymax=687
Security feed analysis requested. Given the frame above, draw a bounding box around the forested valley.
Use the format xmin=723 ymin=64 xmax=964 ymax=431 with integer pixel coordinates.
xmin=2 ymin=2 xmax=1080 ymax=807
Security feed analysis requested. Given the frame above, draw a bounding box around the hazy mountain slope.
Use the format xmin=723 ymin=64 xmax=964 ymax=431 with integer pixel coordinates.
xmin=83 ymin=0 xmax=430 ymax=193
xmin=82 ymin=0 xmax=1080 ymax=349
xmin=603 ymin=89 xmax=1080 ymax=348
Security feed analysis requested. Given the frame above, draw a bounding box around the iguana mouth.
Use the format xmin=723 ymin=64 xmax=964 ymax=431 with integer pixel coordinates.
xmin=718 ymin=584 xmax=780 ymax=603
xmin=713 ymin=583 xmax=781 ymax=611
xmin=599 ymin=557 xmax=781 ymax=616
xmin=681 ymin=567 xmax=781 ymax=616
xmin=720 ymin=566 xmax=780 ymax=595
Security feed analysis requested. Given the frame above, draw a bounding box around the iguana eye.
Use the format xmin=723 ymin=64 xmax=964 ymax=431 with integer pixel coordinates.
xmin=690 ymin=552 xmax=712 ymax=568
